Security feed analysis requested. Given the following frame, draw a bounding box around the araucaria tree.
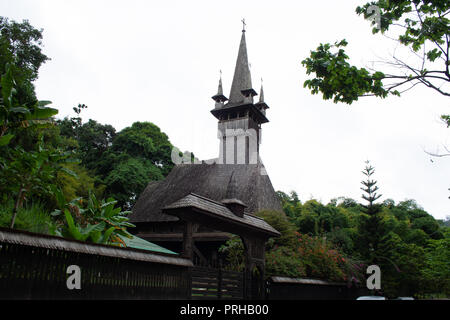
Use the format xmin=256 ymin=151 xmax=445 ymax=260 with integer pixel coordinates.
xmin=361 ymin=161 xmax=382 ymax=214
xmin=357 ymin=161 xmax=385 ymax=265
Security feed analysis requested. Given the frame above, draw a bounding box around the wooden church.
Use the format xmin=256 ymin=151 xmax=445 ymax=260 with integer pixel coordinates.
xmin=130 ymin=26 xmax=282 ymax=266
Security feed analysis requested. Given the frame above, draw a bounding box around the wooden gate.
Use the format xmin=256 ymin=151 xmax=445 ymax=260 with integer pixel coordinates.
xmin=191 ymin=266 xmax=244 ymax=300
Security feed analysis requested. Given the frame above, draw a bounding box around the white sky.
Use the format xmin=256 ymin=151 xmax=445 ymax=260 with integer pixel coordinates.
xmin=1 ymin=0 xmax=449 ymax=219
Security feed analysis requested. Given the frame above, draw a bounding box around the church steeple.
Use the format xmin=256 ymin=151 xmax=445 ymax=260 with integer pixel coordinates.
xmin=211 ymin=24 xmax=269 ymax=165
xmin=228 ymin=29 xmax=257 ymax=106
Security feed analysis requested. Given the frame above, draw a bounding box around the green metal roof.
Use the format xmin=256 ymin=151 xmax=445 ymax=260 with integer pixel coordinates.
xmin=121 ymin=235 xmax=177 ymax=255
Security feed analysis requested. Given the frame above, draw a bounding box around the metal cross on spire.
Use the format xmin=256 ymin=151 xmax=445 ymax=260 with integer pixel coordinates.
xmin=241 ymin=18 xmax=246 ymax=32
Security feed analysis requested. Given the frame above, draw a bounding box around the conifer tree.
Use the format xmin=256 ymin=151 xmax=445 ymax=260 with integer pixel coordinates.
xmin=361 ymin=161 xmax=382 ymax=215
xmin=357 ymin=161 xmax=385 ymax=264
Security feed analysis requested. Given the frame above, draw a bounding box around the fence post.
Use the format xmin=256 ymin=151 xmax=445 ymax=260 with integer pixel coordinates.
xmin=187 ymin=266 xmax=193 ymax=299
xmin=218 ymin=266 xmax=222 ymax=299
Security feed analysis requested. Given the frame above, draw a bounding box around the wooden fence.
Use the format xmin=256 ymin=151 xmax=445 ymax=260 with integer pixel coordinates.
xmin=0 ymin=227 xmax=192 ymax=300
xmin=0 ymin=228 xmax=369 ymax=300
xmin=266 ymin=276 xmax=368 ymax=300
xmin=191 ymin=266 xmax=244 ymax=300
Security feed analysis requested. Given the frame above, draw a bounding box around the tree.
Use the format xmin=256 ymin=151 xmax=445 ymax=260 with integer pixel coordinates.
xmin=421 ymin=231 xmax=450 ymax=296
xmin=302 ymin=1 xmax=449 ymax=104
xmin=104 ymin=157 xmax=163 ymax=209
xmin=112 ymin=122 xmax=174 ymax=176
xmin=0 ymin=17 xmax=50 ymax=106
xmin=0 ymin=62 xmax=58 ymax=147
xmin=356 ymin=161 xmax=385 ymax=263
xmin=57 ymin=116 xmax=116 ymax=171
xmin=0 ymin=135 xmax=76 ymax=228
xmin=219 ymin=209 xmax=365 ymax=283
xmin=276 ymin=184 xmax=449 ymax=296
xmin=57 ymin=116 xmax=180 ymax=209
xmin=361 ymin=161 xmax=383 ymax=211
xmin=276 ymin=190 xmax=302 ymax=219
xmin=0 ymin=62 xmax=68 ymax=228
xmin=256 ymin=210 xmax=298 ymax=249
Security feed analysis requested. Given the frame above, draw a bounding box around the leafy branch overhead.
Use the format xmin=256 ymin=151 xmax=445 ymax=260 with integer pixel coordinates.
xmin=302 ymin=0 xmax=450 ymax=104
xmin=302 ymin=40 xmax=393 ymax=104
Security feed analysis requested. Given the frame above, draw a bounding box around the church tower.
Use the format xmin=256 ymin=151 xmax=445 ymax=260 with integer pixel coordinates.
xmin=130 ymin=23 xmax=282 ymax=259
xmin=211 ymin=25 xmax=269 ymax=165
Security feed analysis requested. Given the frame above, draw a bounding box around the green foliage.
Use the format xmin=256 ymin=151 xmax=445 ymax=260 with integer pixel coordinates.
xmin=302 ymin=1 xmax=449 ymax=103
xmin=220 ymin=209 xmax=365 ymax=284
xmin=276 ymin=190 xmax=302 ymax=219
xmin=219 ymin=236 xmax=245 ymax=272
xmin=0 ymin=17 xmax=50 ymax=105
xmin=0 ymin=17 xmax=136 ymax=250
xmin=360 ymin=161 xmax=382 ymax=211
xmin=0 ymin=200 xmax=55 ymax=234
xmin=57 ymin=117 xmax=176 ymax=209
xmin=56 ymin=162 xmax=100 ymax=202
xmin=60 ymin=118 xmax=116 ymax=171
xmin=266 ymin=246 xmax=305 ymax=278
xmin=302 ymin=40 xmax=393 ymax=104
xmin=275 ymin=188 xmax=450 ymax=297
xmin=273 ymin=161 xmax=449 ymax=297
xmin=112 ymin=121 xmax=174 ymax=176
xmin=0 ymin=63 xmax=58 ymax=146
xmin=296 ymin=233 xmax=365 ymax=284
xmin=256 ymin=210 xmax=298 ymax=249
xmin=104 ymin=157 xmax=163 ymax=208
xmin=0 ymin=135 xmax=76 ymax=228
xmin=51 ymin=188 xmax=135 ymax=246
xmin=441 ymin=115 xmax=450 ymax=127
xmin=325 ymin=227 xmax=356 ymax=255
xmin=421 ymin=234 xmax=450 ymax=296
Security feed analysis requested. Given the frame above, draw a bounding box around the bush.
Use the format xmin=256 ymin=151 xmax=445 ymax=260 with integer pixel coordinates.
xmin=0 ymin=200 xmax=55 ymax=234
xmin=219 ymin=210 xmax=365 ymax=285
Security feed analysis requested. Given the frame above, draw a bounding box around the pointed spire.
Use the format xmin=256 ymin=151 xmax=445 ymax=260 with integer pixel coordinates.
xmin=259 ymin=79 xmax=265 ymax=103
xmin=212 ymin=70 xmax=228 ymax=104
xmin=228 ymin=28 xmax=257 ymax=105
xmin=255 ymin=79 xmax=269 ymax=112
xmin=218 ymin=74 xmax=224 ymax=95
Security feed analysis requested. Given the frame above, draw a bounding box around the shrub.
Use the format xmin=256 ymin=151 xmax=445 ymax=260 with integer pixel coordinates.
xmin=0 ymin=200 xmax=55 ymax=234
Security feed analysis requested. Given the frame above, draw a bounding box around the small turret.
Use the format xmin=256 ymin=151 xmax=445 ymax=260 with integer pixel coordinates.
xmin=211 ymin=71 xmax=228 ymax=108
xmin=254 ymin=81 xmax=269 ymax=115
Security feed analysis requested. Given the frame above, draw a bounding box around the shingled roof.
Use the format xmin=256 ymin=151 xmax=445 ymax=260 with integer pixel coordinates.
xmin=163 ymin=193 xmax=280 ymax=237
xmin=130 ymin=162 xmax=282 ymax=223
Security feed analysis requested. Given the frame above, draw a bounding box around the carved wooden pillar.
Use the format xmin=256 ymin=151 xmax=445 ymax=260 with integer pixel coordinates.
xmin=243 ymin=237 xmax=253 ymax=300
xmin=242 ymin=236 xmax=267 ymax=300
xmin=242 ymin=237 xmax=265 ymax=299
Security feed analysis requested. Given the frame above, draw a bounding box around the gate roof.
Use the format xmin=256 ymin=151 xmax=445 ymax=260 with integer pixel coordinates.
xmin=163 ymin=193 xmax=280 ymax=238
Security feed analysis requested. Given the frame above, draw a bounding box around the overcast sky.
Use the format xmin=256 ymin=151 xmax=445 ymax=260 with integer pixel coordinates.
xmin=1 ymin=0 xmax=449 ymax=219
